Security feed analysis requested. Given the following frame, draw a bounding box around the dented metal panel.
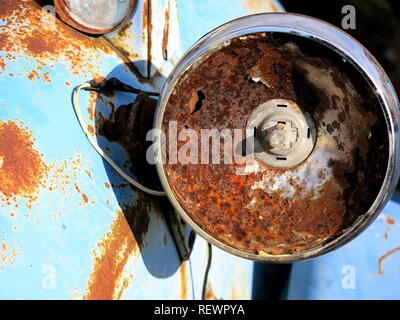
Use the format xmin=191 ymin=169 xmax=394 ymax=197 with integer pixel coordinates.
xmin=0 ymin=0 xmax=281 ymax=299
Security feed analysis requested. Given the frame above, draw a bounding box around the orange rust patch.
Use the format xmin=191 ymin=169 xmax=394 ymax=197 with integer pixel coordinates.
xmin=385 ymin=215 xmax=395 ymax=225
xmin=105 ymin=182 xmax=111 ymax=189
xmin=85 ymin=169 xmax=92 ymax=178
xmin=0 ymin=0 xmax=23 ymax=19
xmin=142 ymin=0 xmax=152 ymax=78
xmin=0 ymin=121 xmax=47 ymax=203
xmin=108 ymin=21 xmax=139 ymax=61
xmin=87 ymin=105 xmax=95 ymax=121
xmin=87 ymin=124 xmax=95 ymax=136
xmin=378 ymin=246 xmax=400 ymax=275
xmin=180 ymin=262 xmax=188 ymax=299
xmin=46 ymin=151 xmax=86 ymax=194
xmin=84 ymin=211 xmax=139 ymax=300
xmin=0 ymin=0 xmax=112 ymax=81
xmin=0 ymin=240 xmax=18 ymax=269
xmin=231 ymin=284 xmax=237 ymax=300
xmin=93 ymin=76 xmax=106 ymax=84
xmin=84 ymin=194 xmax=151 ymax=300
xmin=86 ymin=91 xmax=97 ymax=122
xmin=0 ymin=56 xmax=5 ymax=71
xmin=247 ymin=42 xmax=286 ymax=89
xmin=27 ymin=70 xmax=39 ymax=81
xmin=161 ymin=0 xmax=170 ymax=60
xmin=25 ymin=31 xmax=57 ymax=55
xmin=116 ymin=21 xmax=132 ymax=45
xmin=42 ymin=71 xmax=51 ymax=83
xmin=204 ymin=283 xmax=218 ymax=300
xmin=74 ymin=182 xmax=89 ymax=205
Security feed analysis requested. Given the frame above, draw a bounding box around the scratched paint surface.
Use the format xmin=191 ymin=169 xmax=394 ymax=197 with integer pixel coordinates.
xmin=288 ymin=191 xmax=400 ymax=299
xmin=0 ymin=0 xmax=277 ymax=299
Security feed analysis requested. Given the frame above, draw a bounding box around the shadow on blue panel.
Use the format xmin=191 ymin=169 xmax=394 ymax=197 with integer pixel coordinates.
xmin=90 ymin=62 xmax=183 ymax=279
xmin=252 ymin=263 xmax=292 ymax=300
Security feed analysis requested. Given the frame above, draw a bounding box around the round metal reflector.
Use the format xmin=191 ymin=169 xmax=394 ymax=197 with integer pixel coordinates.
xmin=55 ymin=0 xmax=135 ymax=34
xmin=247 ymin=99 xmax=316 ymax=168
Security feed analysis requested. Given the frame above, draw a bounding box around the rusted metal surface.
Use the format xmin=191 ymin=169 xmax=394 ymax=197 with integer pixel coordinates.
xmin=84 ymin=210 xmax=139 ymax=300
xmin=105 ymin=0 xmax=181 ymax=84
xmin=84 ymin=193 xmax=152 ymax=300
xmin=0 ymin=0 xmax=278 ymax=299
xmin=0 ymin=121 xmax=48 ymax=203
xmin=162 ymin=34 xmax=388 ymax=255
xmin=0 ymin=0 xmax=115 ymax=80
xmin=0 ymin=0 xmax=167 ymax=299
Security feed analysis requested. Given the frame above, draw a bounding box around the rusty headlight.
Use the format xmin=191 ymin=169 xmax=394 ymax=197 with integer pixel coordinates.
xmin=55 ymin=0 xmax=135 ymax=34
xmin=154 ymin=13 xmax=400 ymax=262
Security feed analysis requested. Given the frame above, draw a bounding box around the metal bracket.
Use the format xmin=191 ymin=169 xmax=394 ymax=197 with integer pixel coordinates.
xmin=165 ymin=206 xmax=196 ymax=261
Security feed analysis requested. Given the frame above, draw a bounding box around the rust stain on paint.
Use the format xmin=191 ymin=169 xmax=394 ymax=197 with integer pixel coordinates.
xmin=74 ymin=182 xmax=89 ymax=205
xmin=204 ymin=283 xmax=218 ymax=300
xmin=0 ymin=241 xmax=19 ymax=269
xmin=85 ymin=170 xmax=92 ymax=178
xmin=27 ymin=70 xmax=39 ymax=81
xmin=385 ymin=215 xmax=395 ymax=225
xmin=162 ymin=0 xmax=170 ymax=61
xmin=84 ymin=211 xmax=138 ymax=300
xmin=46 ymin=151 xmax=86 ymax=194
xmin=378 ymin=246 xmax=400 ymax=275
xmin=383 ymin=215 xmax=396 ymax=240
xmin=0 ymin=56 xmax=6 ymax=71
xmin=109 ymin=21 xmax=140 ymax=61
xmin=87 ymin=91 xmax=97 ymax=122
xmin=0 ymin=0 xmax=113 ymax=82
xmin=42 ymin=71 xmax=51 ymax=83
xmin=0 ymin=121 xmax=47 ymax=203
xmin=0 ymin=120 xmax=93 ymax=213
xmin=231 ymin=284 xmax=237 ymax=300
xmin=84 ymin=194 xmax=151 ymax=300
xmin=180 ymin=262 xmax=188 ymax=299
xmin=87 ymin=124 xmax=95 ymax=136
xmin=142 ymin=0 xmax=153 ymax=79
